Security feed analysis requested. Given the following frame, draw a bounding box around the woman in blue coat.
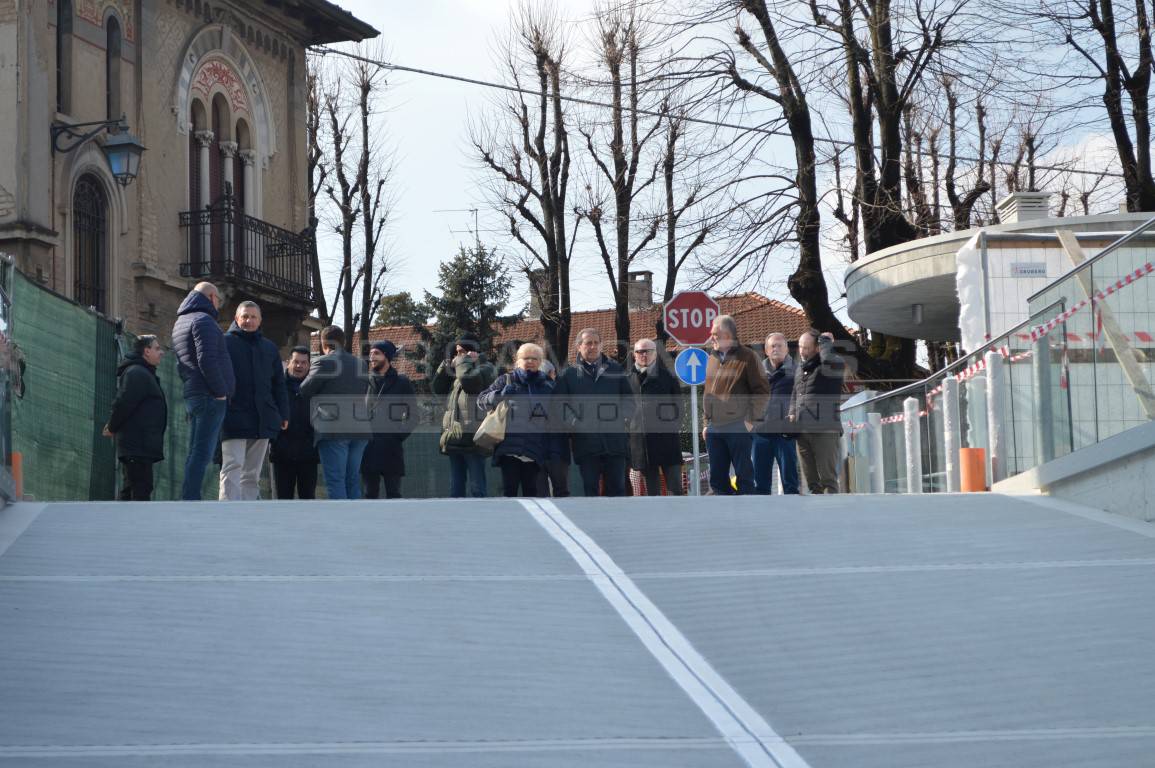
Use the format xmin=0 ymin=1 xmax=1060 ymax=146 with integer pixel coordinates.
xmin=477 ymin=343 xmax=556 ymax=497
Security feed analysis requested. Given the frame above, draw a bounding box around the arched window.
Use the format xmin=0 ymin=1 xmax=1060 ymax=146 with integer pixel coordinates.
xmin=105 ymin=16 xmax=121 ymax=121
xmin=210 ymin=95 xmax=227 ymax=203
xmin=56 ymin=0 xmax=72 ymax=114
xmin=73 ymin=175 xmax=108 ymax=313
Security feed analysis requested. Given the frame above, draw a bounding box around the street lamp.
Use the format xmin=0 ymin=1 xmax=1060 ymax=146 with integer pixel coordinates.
xmin=50 ymin=116 xmax=146 ymax=187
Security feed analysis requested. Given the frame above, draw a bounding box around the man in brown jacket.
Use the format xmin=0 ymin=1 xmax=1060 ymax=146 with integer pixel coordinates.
xmin=702 ymin=314 xmax=770 ymax=494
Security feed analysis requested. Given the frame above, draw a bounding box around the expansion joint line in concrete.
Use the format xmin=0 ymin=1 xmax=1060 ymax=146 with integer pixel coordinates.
xmin=520 ymin=498 xmax=811 ymax=768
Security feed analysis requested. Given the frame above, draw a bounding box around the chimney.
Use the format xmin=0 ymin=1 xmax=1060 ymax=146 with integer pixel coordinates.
xmin=627 ymin=270 xmax=654 ymax=310
xmin=527 ymin=268 xmax=550 ymax=320
xmin=995 ymin=191 xmax=1052 ymax=223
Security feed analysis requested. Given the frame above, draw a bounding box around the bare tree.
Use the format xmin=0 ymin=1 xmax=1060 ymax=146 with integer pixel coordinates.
xmin=578 ymin=4 xmax=665 ymax=356
xmin=473 ymin=4 xmax=578 ymax=363
xmin=943 ymin=78 xmax=991 ymax=229
xmin=720 ymin=0 xmax=849 ymax=341
xmin=305 ymin=58 xmax=331 ymax=326
xmin=321 ymin=75 xmax=360 ymax=341
xmin=353 ymin=57 xmax=396 ymax=354
xmin=316 ymin=45 xmax=395 ymax=350
xmin=658 ymin=104 xmax=719 ymax=325
xmin=1032 ymin=0 xmax=1155 ymax=210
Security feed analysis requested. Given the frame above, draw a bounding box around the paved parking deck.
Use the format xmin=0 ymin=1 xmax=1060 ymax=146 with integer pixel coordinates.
xmin=1 ymin=494 xmax=1153 ymax=767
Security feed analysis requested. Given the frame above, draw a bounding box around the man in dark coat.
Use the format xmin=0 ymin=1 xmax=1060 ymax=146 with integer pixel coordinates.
xmin=361 ymin=340 xmax=417 ymax=499
xmin=752 ymin=332 xmax=800 ymax=495
xmin=536 ymin=360 xmax=570 ymax=497
xmin=171 ymin=282 xmax=235 ymax=500
xmin=553 ymin=328 xmax=635 ymax=497
xmin=789 ymin=330 xmax=847 ymax=494
xmin=270 ymin=346 xmax=320 ymax=499
xmin=628 ymin=338 xmax=684 ymax=496
xmin=431 ymin=333 xmax=496 ymax=498
xmin=300 ymin=325 xmax=369 ymax=499
xmin=219 ymin=301 xmax=289 ymax=500
xmin=104 ymin=335 xmax=168 ymax=501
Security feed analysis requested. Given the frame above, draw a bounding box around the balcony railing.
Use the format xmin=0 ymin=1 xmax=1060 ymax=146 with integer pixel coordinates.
xmin=178 ymin=192 xmax=315 ymax=303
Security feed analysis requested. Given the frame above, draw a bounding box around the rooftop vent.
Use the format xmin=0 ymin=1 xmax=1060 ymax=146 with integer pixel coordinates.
xmin=995 ymin=191 xmax=1052 ymax=223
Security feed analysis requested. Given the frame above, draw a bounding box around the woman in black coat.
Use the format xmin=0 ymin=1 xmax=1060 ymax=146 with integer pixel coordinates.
xmin=477 ymin=343 xmax=556 ymax=497
xmin=104 ymin=335 xmax=168 ymax=501
xmin=627 ymin=341 xmax=685 ymax=496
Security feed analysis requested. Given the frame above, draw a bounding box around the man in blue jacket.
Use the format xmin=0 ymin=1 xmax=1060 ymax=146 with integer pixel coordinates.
xmin=752 ymin=332 xmax=800 ymax=494
xmin=300 ymin=325 xmax=370 ymax=499
xmin=219 ymin=301 xmax=289 ymax=500
xmin=172 ymin=282 xmax=235 ymax=500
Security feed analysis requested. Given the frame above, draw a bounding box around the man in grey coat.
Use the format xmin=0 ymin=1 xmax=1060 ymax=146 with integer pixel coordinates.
xmin=300 ymin=325 xmax=370 ymax=499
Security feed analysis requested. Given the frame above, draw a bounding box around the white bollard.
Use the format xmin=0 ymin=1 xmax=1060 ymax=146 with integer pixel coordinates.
xmin=868 ymin=411 xmax=885 ymax=493
xmin=985 ymin=350 xmax=1007 ymax=486
xmin=942 ymin=376 xmax=962 ymax=492
xmin=903 ymin=397 xmax=922 ymax=494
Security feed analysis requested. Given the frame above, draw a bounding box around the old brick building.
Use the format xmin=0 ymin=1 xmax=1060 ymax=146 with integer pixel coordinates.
xmin=0 ymin=0 xmax=376 ymax=346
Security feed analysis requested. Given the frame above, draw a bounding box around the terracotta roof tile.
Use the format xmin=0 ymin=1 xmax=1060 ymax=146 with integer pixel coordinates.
xmin=342 ymin=291 xmax=809 ymax=380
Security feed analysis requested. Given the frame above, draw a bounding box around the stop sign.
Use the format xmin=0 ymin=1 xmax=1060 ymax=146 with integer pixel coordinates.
xmin=664 ymin=291 xmax=720 ymax=346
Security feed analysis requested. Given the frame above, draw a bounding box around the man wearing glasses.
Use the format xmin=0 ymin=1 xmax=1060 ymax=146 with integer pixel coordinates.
xmin=702 ymin=315 xmax=769 ymax=495
xmin=553 ymin=328 xmax=634 ymax=496
xmin=627 ymin=339 xmax=685 ymax=495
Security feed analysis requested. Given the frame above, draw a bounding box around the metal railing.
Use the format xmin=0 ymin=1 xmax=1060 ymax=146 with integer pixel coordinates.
xmin=178 ymin=191 xmax=315 ymax=303
xmin=842 ymin=214 xmax=1155 ymax=493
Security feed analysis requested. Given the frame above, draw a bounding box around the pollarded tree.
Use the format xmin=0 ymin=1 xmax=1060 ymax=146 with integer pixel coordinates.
xmin=578 ymin=4 xmax=665 ymax=358
xmin=472 ymin=3 xmax=579 ymax=364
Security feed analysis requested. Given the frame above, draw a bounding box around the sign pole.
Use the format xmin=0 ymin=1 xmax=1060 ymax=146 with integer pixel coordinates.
xmin=690 ymin=383 xmax=700 ymax=496
xmin=675 ymin=346 xmax=710 ymax=498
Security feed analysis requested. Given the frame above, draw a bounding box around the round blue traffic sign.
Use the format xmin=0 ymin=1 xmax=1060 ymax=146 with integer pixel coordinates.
xmin=674 ymin=347 xmax=709 ymax=386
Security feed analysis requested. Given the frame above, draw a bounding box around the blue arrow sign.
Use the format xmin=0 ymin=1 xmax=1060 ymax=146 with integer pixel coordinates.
xmin=675 ymin=347 xmax=709 ymax=386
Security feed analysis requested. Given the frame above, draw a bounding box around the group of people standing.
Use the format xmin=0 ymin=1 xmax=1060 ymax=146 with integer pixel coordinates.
xmin=439 ymin=315 xmax=846 ymax=500
xmin=103 ymin=282 xmax=417 ymax=501
xmin=102 ymin=282 xmax=847 ymax=501
xmin=699 ymin=315 xmax=847 ymax=496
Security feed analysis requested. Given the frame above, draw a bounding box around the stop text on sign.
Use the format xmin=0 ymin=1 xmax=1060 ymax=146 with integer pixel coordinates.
xmin=666 ymin=307 xmax=718 ymax=331
xmin=664 ymin=291 xmax=721 ymax=345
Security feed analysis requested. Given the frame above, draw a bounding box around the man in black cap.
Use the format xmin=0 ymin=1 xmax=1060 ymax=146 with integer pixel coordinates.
xmin=361 ymin=340 xmax=417 ymax=499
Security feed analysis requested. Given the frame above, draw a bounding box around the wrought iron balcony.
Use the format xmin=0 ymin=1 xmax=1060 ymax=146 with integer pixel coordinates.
xmin=178 ymin=192 xmax=315 ymax=303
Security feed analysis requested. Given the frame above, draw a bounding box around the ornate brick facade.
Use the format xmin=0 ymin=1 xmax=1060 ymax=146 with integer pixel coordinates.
xmin=0 ymin=0 xmax=376 ymax=347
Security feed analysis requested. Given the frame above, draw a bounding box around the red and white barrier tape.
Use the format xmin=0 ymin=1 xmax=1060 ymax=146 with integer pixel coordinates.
xmin=843 ymin=261 xmax=1153 ymax=436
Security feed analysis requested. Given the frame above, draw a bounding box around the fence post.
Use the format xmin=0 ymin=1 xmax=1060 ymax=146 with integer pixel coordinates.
xmin=985 ymin=350 xmax=1008 ymax=485
xmin=1033 ymin=335 xmax=1055 ymax=465
xmin=868 ymin=411 xmax=885 ymax=493
xmin=903 ymin=397 xmax=922 ymax=494
xmin=942 ymin=376 xmax=962 ymax=492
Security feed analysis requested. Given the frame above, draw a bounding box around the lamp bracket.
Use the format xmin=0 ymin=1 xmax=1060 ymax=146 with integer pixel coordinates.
xmin=51 ymin=117 xmax=128 ymax=155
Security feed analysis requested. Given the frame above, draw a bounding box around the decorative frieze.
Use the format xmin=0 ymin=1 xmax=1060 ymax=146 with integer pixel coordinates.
xmin=191 ymin=57 xmax=250 ymax=117
xmin=76 ymin=0 xmax=135 ymax=41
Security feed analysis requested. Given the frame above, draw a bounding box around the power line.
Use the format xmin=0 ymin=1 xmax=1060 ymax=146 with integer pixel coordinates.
xmin=309 ymin=45 xmax=1124 ymax=180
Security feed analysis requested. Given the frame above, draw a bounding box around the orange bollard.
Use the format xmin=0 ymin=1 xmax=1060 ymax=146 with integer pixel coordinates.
xmin=11 ymin=451 xmax=22 ymax=500
xmin=959 ymin=447 xmax=987 ymax=492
